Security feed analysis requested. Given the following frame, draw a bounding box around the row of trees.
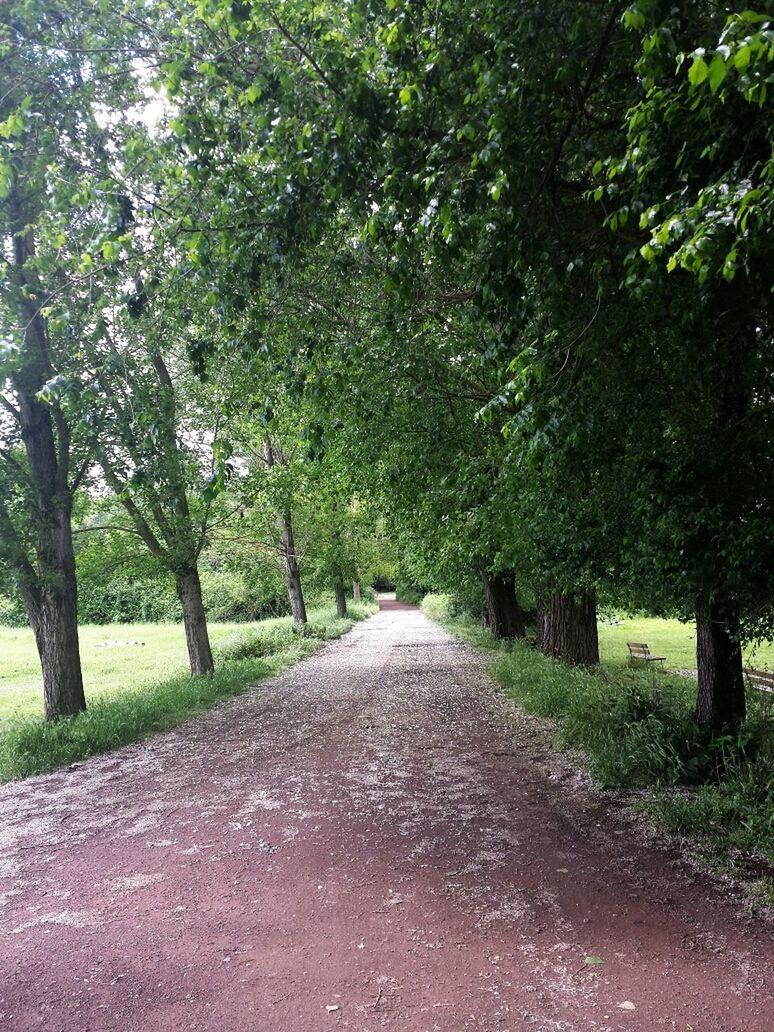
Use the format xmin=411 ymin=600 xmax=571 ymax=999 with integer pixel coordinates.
xmin=1 ymin=2 xmax=772 ymax=730
xmin=0 ymin=0 xmax=384 ymax=717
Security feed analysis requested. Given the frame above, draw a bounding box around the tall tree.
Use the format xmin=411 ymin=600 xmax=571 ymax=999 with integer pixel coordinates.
xmin=0 ymin=1 xmax=140 ymax=716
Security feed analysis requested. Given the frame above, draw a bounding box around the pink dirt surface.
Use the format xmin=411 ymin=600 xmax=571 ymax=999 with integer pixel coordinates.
xmin=1 ymin=605 xmax=772 ymax=1032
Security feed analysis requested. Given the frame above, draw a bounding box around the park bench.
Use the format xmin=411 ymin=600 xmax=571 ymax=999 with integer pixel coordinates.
xmin=627 ymin=642 xmax=666 ymax=668
xmin=744 ymin=668 xmax=774 ymax=695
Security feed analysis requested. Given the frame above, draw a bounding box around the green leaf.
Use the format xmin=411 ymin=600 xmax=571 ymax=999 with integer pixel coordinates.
xmin=733 ymin=45 xmax=752 ymax=71
xmin=688 ymin=56 xmax=709 ymax=86
xmin=584 ymin=956 xmax=604 ymax=966
xmin=707 ymin=55 xmax=729 ymax=94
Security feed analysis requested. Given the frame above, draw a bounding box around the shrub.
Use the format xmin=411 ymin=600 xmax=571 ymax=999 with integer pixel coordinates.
xmin=421 ymin=593 xmax=456 ymax=622
xmin=200 ymin=568 xmax=290 ymax=622
xmin=0 ymin=594 xmax=27 ymax=627
xmin=78 ymin=576 xmax=182 ymax=624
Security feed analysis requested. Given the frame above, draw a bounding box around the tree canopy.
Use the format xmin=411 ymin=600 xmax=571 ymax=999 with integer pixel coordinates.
xmin=1 ymin=0 xmax=772 ymax=729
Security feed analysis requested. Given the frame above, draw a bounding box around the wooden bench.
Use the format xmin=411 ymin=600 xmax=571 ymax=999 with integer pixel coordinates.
xmin=627 ymin=642 xmax=666 ymax=668
xmin=744 ymin=668 xmax=774 ymax=694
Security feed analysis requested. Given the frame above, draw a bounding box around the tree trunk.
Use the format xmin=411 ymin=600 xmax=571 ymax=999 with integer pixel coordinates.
xmin=176 ymin=569 xmax=214 ymax=675
xmin=694 ymin=595 xmax=745 ymax=730
xmin=4 ymin=203 xmax=86 ymax=720
xmin=334 ymin=578 xmax=347 ymax=618
xmin=353 ymin=580 xmax=362 ymax=602
xmin=278 ymin=511 xmax=307 ymax=624
xmin=27 ymin=531 xmax=86 ymax=721
xmin=481 ymin=570 xmax=526 ymax=639
xmin=540 ymin=589 xmax=599 ymax=665
xmin=535 ymin=597 xmax=548 ymax=651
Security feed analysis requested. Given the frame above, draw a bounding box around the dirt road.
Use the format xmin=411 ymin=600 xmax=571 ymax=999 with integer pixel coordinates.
xmin=1 ymin=600 xmax=772 ymax=1031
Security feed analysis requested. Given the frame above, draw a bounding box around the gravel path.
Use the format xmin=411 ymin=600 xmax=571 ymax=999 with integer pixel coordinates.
xmin=1 ymin=600 xmax=772 ymax=1031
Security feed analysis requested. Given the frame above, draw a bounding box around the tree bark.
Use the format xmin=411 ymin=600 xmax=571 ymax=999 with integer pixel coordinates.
xmin=334 ymin=578 xmax=347 ymax=618
xmin=278 ymin=511 xmax=307 ymax=624
xmin=175 ymin=569 xmax=214 ymax=675
xmin=3 ymin=198 xmax=86 ymax=719
xmin=262 ymin=435 xmax=307 ymax=624
xmin=535 ymin=597 xmax=548 ymax=651
xmin=353 ymin=580 xmax=362 ymax=602
xmin=481 ymin=570 xmax=526 ymax=639
xmin=694 ymin=595 xmax=745 ymax=730
xmin=27 ymin=519 xmax=86 ymax=720
xmin=540 ymin=589 xmax=599 ymax=665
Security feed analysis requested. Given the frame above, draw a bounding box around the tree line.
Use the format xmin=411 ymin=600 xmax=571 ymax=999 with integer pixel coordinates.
xmin=1 ymin=1 xmax=772 ymax=729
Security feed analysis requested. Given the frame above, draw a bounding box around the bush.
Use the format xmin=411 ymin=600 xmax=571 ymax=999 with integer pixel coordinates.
xmin=78 ymin=576 xmax=181 ymax=625
xmin=76 ymin=567 xmax=292 ymax=626
xmin=422 ymin=592 xmax=473 ymax=622
xmin=200 ymin=568 xmax=290 ymax=623
xmin=0 ymin=594 xmax=27 ymax=627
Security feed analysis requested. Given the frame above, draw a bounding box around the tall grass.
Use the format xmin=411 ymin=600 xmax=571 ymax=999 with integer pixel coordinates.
xmin=422 ymin=594 xmax=774 ymax=884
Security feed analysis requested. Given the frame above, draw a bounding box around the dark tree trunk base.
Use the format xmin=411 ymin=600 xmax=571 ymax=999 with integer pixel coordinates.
xmin=540 ymin=589 xmax=599 ymax=666
xmin=695 ymin=596 xmax=745 ymax=730
xmin=286 ymin=568 xmax=308 ymax=625
xmin=279 ymin=513 xmax=307 ymax=624
xmin=334 ymin=580 xmax=347 ymax=618
xmin=481 ymin=570 xmax=526 ymax=639
xmin=176 ymin=569 xmax=214 ymax=675
xmin=33 ymin=589 xmax=86 ymax=721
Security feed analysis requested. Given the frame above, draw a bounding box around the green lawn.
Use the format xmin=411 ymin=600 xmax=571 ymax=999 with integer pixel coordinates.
xmin=0 ymin=620 xmax=269 ymax=724
xmin=0 ymin=604 xmax=377 ymax=781
xmin=598 ymin=616 xmax=774 ymax=673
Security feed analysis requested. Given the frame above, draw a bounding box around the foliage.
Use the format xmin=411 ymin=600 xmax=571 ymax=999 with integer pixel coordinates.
xmin=394 ymin=581 xmax=424 ymax=605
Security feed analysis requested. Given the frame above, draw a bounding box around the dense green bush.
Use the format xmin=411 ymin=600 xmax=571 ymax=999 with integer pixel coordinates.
xmin=421 ymin=592 xmax=478 ymax=623
xmin=0 ymin=594 xmax=26 ymax=627
xmin=200 ymin=568 xmax=290 ymax=622
xmin=395 ymin=585 xmax=423 ymax=604
xmin=78 ymin=576 xmax=182 ymax=625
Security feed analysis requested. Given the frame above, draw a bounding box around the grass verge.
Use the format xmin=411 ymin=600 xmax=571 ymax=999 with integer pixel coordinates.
xmin=422 ymin=593 xmax=774 ymax=900
xmin=0 ymin=603 xmax=376 ymax=782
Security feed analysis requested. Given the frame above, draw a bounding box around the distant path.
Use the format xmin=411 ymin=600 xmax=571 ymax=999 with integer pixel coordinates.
xmin=1 ymin=602 xmax=772 ymax=1031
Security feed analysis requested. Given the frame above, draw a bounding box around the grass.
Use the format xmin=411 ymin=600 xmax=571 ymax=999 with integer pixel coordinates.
xmin=0 ymin=602 xmax=376 ymax=782
xmin=597 ymin=615 xmax=774 ymax=672
xmin=422 ymin=593 xmax=774 ymax=899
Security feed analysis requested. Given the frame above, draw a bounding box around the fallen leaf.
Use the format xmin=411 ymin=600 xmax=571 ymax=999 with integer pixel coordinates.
xmin=618 ymin=1001 xmax=636 ymax=1011
xmin=325 ymin=1004 xmax=340 ymax=1013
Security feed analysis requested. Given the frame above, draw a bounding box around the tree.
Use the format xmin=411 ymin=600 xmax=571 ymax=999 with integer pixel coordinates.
xmin=86 ymin=276 xmax=226 ymax=675
xmin=0 ymin=1 xmax=140 ymax=716
xmin=599 ymin=4 xmax=774 ymax=726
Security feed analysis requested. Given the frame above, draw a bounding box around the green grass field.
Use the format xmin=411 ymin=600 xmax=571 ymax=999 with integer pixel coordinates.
xmin=597 ymin=616 xmax=774 ymax=672
xmin=0 ymin=619 xmax=284 ymax=724
xmin=0 ymin=604 xmax=377 ymax=781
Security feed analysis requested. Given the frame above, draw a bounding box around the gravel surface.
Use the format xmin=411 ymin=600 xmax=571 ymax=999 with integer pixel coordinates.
xmin=1 ymin=599 xmax=772 ymax=1031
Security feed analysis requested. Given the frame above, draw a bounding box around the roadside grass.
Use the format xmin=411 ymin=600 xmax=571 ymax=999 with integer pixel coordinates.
xmin=422 ymin=594 xmax=774 ymax=897
xmin=0 ymin=602 xmax=376 ymax=782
